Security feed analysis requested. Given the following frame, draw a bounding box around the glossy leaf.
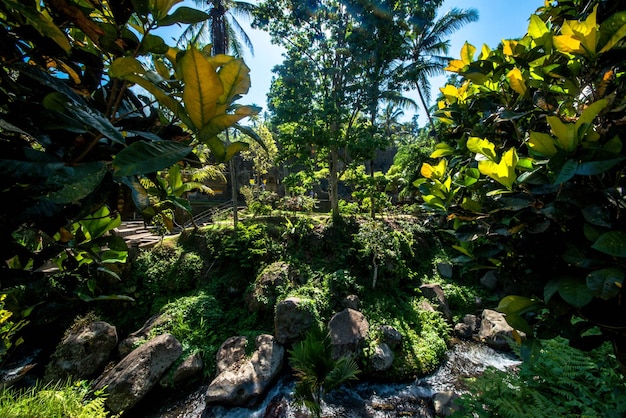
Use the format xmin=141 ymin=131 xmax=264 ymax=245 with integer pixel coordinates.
xmin=576 ymin=157 xmax=625 ymax=176
xmin=586 ymin=268 xmax=624 ymax=300
xmin=217 ymin=58 xmax=252 ymax=105
xmin=557 ymin=277 xmax=594 ymax=308
xmin=43 ymin=93 xmax=124 ymax=145
xmin=430 ymin=143 xmax=455 ymax=158
xmin=528 ymin=131 xmax=557 ymax=156
xmin=197 ymin=105 xmax=260 ymax=140
xmin=79 ymin=206 xmax=121 ymax=240
xmin=592 ymin=231 xmax=626 ymax=257
xmin=44 ymin=162 xmax=107 ymax=204
xmin=179 ymin=47 xmax=223 ymax=129
xmin=420 ymin=159 xmax=447 ymax=180
xmin=478 ymin=148 xmax=519 ymax=189
xmin=467 ymin=137 xmax=497 ymax=161
xmin=157 ymin=6 xmax=210 ymax=26
xmin=113 ymin=141 xmax=192 ymax=177
xmin=552 ymin=159 xmax=578 ymax=185
xmin=507 ymin=67 xmax=527 ymax=96
xmin=547 ymin=116 xmax=577 ymax=152
xmin=4 ymin=0 xmax=71 ymax=53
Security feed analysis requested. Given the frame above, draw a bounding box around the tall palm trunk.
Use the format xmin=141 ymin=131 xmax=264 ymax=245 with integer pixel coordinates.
xmin=417 ymin=85 xmax=437 ymax=138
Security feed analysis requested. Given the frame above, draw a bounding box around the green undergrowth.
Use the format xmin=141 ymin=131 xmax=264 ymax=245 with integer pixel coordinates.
xmin=453 ymin=337 xmax=626 ymax=417
xmin=362 ymin=291 xmax=450 ymax=379
xmin=0 ymin=380 xmax=114 ymax=418
xmin=103 ymin=215 xmax=469 ymax=383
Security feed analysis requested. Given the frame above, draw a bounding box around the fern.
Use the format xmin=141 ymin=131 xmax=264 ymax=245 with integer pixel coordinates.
xmin=453 ymin=338 xmax=626 ymax=418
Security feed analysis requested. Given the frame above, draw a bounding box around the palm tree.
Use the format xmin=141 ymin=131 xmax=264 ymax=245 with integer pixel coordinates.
xmin=180 ymin=0 xmax=257 ymax=56
xmin=180 ymin=1 xmax=258 ymax=232
xmin=401 ymin=8 xmax=479 ymax=133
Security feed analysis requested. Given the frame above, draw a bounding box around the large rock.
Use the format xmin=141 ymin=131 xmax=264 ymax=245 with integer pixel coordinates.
xmin=379 ymin=325 xmax=402 ymax=349
xmin=118 ymin=313 xmax=171 ymax=357
xmin=420 ymin=283 xmax=453 ymax=323
xmin=216 ymin=336 xmax=248 ymax=374
xmin=206 ymin=334 xmax=284 ymax=407
xmin=433 ymin=391 xmax=461 ymax=417
xmin=478 ymin=309 xmax=521 ymax=350
xmin=246 ymin=262 xmax=292 ymax=312
xmin=44 ymin=320 xmax=117 ymax=382
xmin=274 ymin=297 xmax=315 ymax=344
xmin=328 ymin=308 xmax=369 ymax=359
xmin=160 ymin=352 xmax=203 ymax=388
xmin=371 ymin=342 xmax=394 ymax=372
xmin=94 ymin=333 xmax=182 ymax=414
xmin=454 ymin=314 xmax=480 ymax=340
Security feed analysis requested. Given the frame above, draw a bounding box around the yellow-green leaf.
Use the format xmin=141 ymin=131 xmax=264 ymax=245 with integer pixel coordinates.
xmin=528 ymin=14 xmax=549 ymax=39
xmin=507 ymin=67 xmax=527 ymax=96
xmin=420 ymin=159 xmax=447 ymax=180
xmin=149 ymin=0 xmax=182 ymax=21
xmin=576 ymin=98 xmax=608 ymax=129
xmin=547 ymin=116 xmax=578 ymax=152
xmin=109 ymin=57 xmax=146 ymax=78
xmin=460 ymin=42 xmax=476 ymax=65
xmin=430 ymin=143 xmax=454 ymax=158
xmin=467 ymin=137 xmax=497 ymax=161
xmin=528 ymin=131 xmax=557 ymax=156
xmin=197 ymin=105 xmax=260 ymax=141
xmin=599 ymin=23 xmax=626 ymax=53
xmin=179 ymin=48 xmax=223 ymax=129
xmin=217 ymin=58 xmax=251 ymax=105
xmin=478 ymin=148 xmax=519 ymax=189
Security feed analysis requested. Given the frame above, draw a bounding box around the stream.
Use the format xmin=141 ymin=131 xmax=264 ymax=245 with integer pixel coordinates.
xmin=144 ymin=341 xmax=520 ymax=418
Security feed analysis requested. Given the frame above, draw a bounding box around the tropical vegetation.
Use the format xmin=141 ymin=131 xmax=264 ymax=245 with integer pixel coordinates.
xmin=1 ymin=0 xmax=626 ymax=417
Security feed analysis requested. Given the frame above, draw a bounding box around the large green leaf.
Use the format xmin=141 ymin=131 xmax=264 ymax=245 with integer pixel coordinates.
xmin=43 ymin=93 xmax=124 ymax=145
xmin=44 ymin=162 xmax=107 ymax=204
xmin=575 ymin=157 xmax=625 ymax=175
xmin=79 ymin=206 xmax=121 ymax=240
xmin=592 ymin=231 xmax=626 ymax=257
xmin=552 ymin=159 xmax=578 ymax=185
xmin=4 ymin=0 xmax=71 ymax=53
xmin=140 ymin=34 xmax=169 ymax=54
xmin=198 ymin=105 xmax=261 ymax=140
xmin=113 ymin=141 xmax=192 ymax=177
xmin=120 ymin=176 xmax=151 ymax=211
xmin=179 ymin=48 xmax=223 ymax=129
xmin=586 ymin=267 xmax=624 ymax=300
xmin=557 ymin=277 xmax=594 ymax=308
xmin=157 ymin=6 xmax=210 ymax=26
xmin=217 ymin=58 xmax=251 ymax=105
xmin=467 ymin=137 xmax=497 ymax=161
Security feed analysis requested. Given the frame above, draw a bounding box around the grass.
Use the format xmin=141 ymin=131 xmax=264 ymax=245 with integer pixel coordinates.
xmin=0 ymin=380 xmax=114 ymax=418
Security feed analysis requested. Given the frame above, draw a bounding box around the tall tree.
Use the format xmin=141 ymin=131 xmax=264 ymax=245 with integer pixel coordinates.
xmin=400 ymin=7 xmax=479 ymax=133
xmin=181 ymin=0 xmax=257 ymax=56
xmin=257 ymin=0 xmax=440 ymax=219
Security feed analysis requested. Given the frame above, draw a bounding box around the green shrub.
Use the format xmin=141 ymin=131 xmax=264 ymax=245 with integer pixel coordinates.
xmin=0 ymin=380 xmax=113 ymax=418
xmin=454 ymin=338 xmax=626 ymax=417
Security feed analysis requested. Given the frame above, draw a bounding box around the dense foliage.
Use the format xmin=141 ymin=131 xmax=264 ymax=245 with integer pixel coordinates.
xmin=417 ymin=0 xmax=626 ymax=370
xmin=1 ymin=0 xmax=258 ymax=299
xmin=454 ymin=338 xmax=626 ymax=417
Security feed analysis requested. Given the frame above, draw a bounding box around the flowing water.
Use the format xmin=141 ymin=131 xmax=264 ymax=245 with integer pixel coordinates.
xmin=146 ymin=341 xmax=519 ymax=418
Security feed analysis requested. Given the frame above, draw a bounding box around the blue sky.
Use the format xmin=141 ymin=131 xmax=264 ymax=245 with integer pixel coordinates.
xmin=173 ymin=0 xmax=545 ymax=125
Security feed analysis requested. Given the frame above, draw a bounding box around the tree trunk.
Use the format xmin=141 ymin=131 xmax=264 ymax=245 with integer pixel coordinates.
xmin=416 ymin=85 xmax=437 ymax=138
xmin=229 ymin=158 xmax=238 ymax=235
xmin=369 ymin=159 xmax=376 ymax=220
xmin=329 ymin=147 xmax=340 ymax=220
xmin=372 ymin=257 xmax=378 ymax=289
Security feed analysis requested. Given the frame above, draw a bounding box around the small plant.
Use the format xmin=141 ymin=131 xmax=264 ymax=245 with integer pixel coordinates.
xmin=289 ymin=326 xmax=360 ymax=417
xmin=0 ymin=294 xmax=27 ymax=364
xmin=0 ymin=380 xmax=114 ymax=418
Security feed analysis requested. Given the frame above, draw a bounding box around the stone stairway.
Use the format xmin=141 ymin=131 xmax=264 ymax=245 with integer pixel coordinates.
xmin=114 ymin=220 xmax=163 ymax=249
